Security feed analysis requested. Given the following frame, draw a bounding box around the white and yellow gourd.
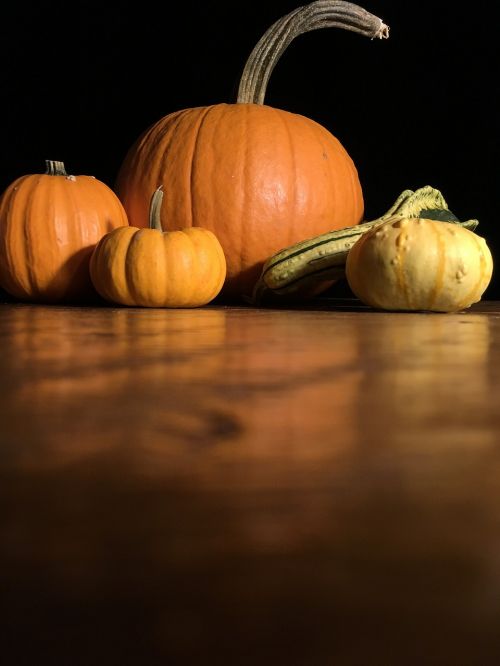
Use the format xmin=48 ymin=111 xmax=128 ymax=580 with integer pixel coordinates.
xmin=345 ymin=216 xmax=493 ymax=312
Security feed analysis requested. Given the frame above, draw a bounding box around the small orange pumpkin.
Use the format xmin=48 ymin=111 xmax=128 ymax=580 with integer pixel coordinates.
xmin=116 ymin=1 xmax=389 ymax=298
xmin=0 ymin=160 xmax=128 ymax=302
xmin=89 ymin=188 xmax=226 ymax=307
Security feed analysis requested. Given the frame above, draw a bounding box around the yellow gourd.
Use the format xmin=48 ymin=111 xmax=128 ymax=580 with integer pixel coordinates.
xmin=346 ymin=216 xmax=493 ymax=312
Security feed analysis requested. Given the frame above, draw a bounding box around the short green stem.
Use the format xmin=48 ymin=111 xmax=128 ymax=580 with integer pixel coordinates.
xmin=149 ymin=187 xmax=164 ymax=231
xmin=45 ymin=160 xmax=67 ymax=176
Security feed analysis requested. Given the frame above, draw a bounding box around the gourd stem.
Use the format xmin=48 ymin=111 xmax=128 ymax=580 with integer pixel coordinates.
xmin=149 ymin=186 xmax=164 ymax=231
xmin=45 ymin=160 xmax=67 ymax=176
xmin=237 ymin=0 xmax=389 ymax=105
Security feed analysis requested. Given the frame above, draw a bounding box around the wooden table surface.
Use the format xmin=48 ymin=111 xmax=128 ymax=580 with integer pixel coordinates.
xmin=2 ymin=299 xmax=500 ymax=665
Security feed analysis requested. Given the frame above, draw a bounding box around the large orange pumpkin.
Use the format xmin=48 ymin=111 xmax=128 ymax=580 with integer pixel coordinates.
xmin=116 ymin=0 xmax=389 ymax=299
xmin=0 ymin=160 xmax=128 ymax=302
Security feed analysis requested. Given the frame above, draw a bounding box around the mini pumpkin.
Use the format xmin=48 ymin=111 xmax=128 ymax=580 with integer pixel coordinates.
xmin=89 ymin=188 xmax=226 ymax=307
xmin=116 ymin=1 xmax=389 ymax=298
xmin=345 ymin=217 xmax=493 ymax=312
xmin=0 ymin=160 xmax=128 ymax=302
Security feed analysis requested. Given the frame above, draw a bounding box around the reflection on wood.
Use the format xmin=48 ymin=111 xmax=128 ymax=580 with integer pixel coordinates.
xmin=1 ymin=300 xmax=500 ymax=665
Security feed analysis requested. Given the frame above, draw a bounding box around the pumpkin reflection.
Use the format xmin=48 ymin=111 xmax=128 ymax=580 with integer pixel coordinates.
xmin=207 ymin=311 xmax=363 ymax=473
xmin=354 ymin=313 xmax=493 ymax=453
xmin=2 ymin=306 xmax=228 ymax=469
xmin=1 ymin=306 xmax=365 ymax=474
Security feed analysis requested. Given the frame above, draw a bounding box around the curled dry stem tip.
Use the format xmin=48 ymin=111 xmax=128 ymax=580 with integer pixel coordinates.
xmin=375 ymin=20 xmax=390 ymax=39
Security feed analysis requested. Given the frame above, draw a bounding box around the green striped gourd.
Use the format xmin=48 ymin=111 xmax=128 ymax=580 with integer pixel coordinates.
xmin=250 ymin=186 xmax=479 ymax=305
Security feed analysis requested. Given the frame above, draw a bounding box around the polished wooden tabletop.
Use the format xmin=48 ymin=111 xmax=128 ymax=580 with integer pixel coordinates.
xmin=2 ymin=298 xmax=500 ymax=665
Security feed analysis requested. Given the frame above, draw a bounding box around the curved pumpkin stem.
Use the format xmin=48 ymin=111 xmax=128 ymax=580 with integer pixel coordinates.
xmin=237 ymin=0 xmax=389 ymax=105
xmin=149 ymin=186 xmax=165 ymax=231
xmin=45 ymin=160 xmax=68 ymax=176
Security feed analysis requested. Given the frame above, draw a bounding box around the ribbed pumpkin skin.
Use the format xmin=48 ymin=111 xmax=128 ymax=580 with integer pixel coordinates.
xmin=0 ymin=173 xmax=128 ymax=302
xmin=90 ymin=226 xmax=227 ymax=307
xmin=346 ymin=217 xmax=493 ymax=312
xmin=116 ymin=103 xmax=364 ymax=298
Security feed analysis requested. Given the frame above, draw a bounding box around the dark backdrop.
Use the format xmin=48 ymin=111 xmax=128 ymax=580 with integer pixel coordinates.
xmin=1 ymin=0 xmax=498 ymax=297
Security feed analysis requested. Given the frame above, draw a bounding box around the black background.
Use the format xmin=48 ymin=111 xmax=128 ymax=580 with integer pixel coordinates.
xmin=1 ymin=0 xmax=498 ymax=297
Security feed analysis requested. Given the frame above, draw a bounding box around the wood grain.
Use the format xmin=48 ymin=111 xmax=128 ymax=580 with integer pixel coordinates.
xmin=2 ymin=299 xmax=500 ymax=665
